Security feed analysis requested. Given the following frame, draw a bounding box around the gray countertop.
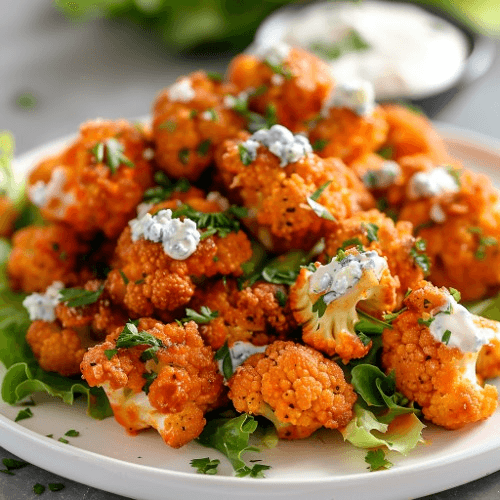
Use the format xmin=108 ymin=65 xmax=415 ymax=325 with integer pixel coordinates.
xmin=1 ymin=2 xmax=499 ymax=499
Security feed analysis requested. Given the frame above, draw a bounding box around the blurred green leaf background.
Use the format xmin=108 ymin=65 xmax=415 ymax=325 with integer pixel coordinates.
xmin=54 ymin=0 xmax=499 ymax=54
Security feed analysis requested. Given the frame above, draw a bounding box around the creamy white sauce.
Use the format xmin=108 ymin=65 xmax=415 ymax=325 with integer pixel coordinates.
xmin=407 ymin=167 xmax=460 ymax=199
xmin=428 ymin=295 xmax=490 ymax=352
xmin=168 ymin=78 xmax=196 ymax=103
xmin=129 ymin=208 xmax=200 ymax=260
xmin=29 ymin=167 xmax=75 ymax=212
xmin=362 ymin=160 xmax=401 ymax=189
xmin=261 ymin=42 xmax=291 ymax=67
xmin=218 ymin=341 xmax=268 ymax=377
xmin=322 ymin=79 xmax=375 ymax=116
xmin=23 ymin=281 xmax=64 ymax=322
xmin=310 ymin=250 xmax=387 ymax=304
xmin=256 ymin=1 xmax=468 ymax=99
xmin=242 ymin=124 xmax=312 ymax=167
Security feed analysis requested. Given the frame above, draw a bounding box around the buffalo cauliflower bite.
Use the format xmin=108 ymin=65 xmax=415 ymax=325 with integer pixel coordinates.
xmin=188 ymin=278 xmax=297 ymax=350
xmin=8 ymin=224 xmax=91 ymax=293
xmin=322 ymin=209 xmax=426 ymax=306
xmin=105 ymin=198 xmax=252 ymax=319
xmin=227 ymin=340 xmax=357 ymax=439
xmin=289 ymin=249 xmax=397 ymax=362
xmin=81 ymin=319 xmax=225 ymax=448
xmin=216 ymin=125 xmax=374 ymax=252
xmin=382 ymin=281 xmax=497 ymax=429
xmin=0 ymin=195 xmax=18 ymax=237
xmin=399 ymin=168 xmax=500 ymax=301
xmin=152 ymin=71 xmax=246 ymax=181
xmin=27 ymin=119 xmax=154 ymax=238
xmin=227 ymin=44 xmax=334 ymax=132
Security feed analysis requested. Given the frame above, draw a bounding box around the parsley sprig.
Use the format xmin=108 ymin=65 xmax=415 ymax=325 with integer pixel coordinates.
xmin=91 ymin=138 xmax=135 ymax=174
xmin=58 ymin=285 xmax=104 ymax=308
xmin=113 ymin=322 xmax=165 ymax=364
xmin=143 ymin=171 xmax=190 ymax=204
xmin=182 ymin=306 xmax=218 ymax=324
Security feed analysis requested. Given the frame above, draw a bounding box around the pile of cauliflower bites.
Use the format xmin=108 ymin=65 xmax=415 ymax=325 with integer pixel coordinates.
xmin=7 ymin=44 xmax=500 ymax=452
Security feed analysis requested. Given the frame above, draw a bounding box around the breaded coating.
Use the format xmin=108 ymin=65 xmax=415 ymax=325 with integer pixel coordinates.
xmin=106 ymin=199 xmax=252 ymax=319
xmin=0 ymin=195 xmax=18 ymax=237
xmin=27 ymin=119 xmax=154 ymax=238
xmin=81 ymin=320 xmax=225 ymax=448
xmin=216 ymin=133 xmax=374 ymax=252
xmin=290 ymin=249 xmax=397 ymax=362
xmin=8 ymin=224 xmax=90 ymax=293
xmin=399 ymin=168 xmax=500 ymax=301
xmin=477 ymin=338 xmax=500 ymax=381
xmin=228 ymin=46 xmax=334 ymax=132
xmin=381 ymin=104 xmax=451 ymax=163
xmin=228 ymin=341 xmax=356 ymax=439
xmin=188 ymin=278 xmax=297 ymax=350
xmin=322 ymin=209 xmax=425 ymax=306
xmin=382 ymin=281 xmax=497 ymax=429
xmin=309 ymin=106 xmax=389 ymax=164
xmin=152 ymin=71 xmax=245 ymax=181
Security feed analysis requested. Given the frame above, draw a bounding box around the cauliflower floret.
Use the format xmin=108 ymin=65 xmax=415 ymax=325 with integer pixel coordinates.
xmin=289 ymin=249 xmax=397 ymax=362
xmin=188 ymin=278 xmax=298 ymax=350
xmin=81 ymin=320 xmax=225 ymax=448
xmin=105 ymin=197 xmax=252 ymax=319
xmin=0 ymin=195 xmax=18 ymax=237
xmin=322 ymin=209 xmax=426 ymax=306
xmin=399 ymin=168 xmax=500 ymax=301
xmin=382 ymin=281 xmax=497 ymax=429
xmin=152 ymin=71 xmax=246 ymax=181
xmin=227 ymin=340 xmax=357 ymax=439
xmin=27 ymin=119 xmax=154 ymax=238
xmin=216 ymin=127 xmax=374 ymax=252
xmin=7 ymin=224 xmax=91 ymax=293
xmin=228 ymin=45 xmax=334 ymax=132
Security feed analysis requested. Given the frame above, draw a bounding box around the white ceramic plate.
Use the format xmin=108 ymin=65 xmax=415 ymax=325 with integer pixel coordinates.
xmin=2 ymin=124 xmax=500 ymax=500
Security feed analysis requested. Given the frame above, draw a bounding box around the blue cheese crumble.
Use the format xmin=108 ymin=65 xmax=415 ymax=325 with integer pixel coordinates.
xmin=262 ymin=42 xmax=291 ymax=67
xmin=241 ymin=124 xmax=312 ymax=167
xmin=23 ymin=281 xmax=64 ymax=321
xmin=29 ymin=167 xmax=75 ymax=211
xmin=407 ymin=166 xmax=460 ymax=199
xmin=217 ymin=341 xmax=267 ymax=376
xmin=362 ymin=161 xmax=401 ymax=189
xmin=129 ymin=209 xmax=200 ymax=260
xmin=168 ymin=78 xmax=196 ymax=103
xmin=309 ymin=250 xmax=387 ymax=303
xmin=322 ymin=79 xmax=375 ymax=117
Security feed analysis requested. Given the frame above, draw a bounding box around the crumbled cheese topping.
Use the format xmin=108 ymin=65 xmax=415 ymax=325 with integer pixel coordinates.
xmin=322 ymin=80 xmax=375 ymax=117
xmin=218 ymin=341 xmax=268 ymax=376
xmin=142 ymin=148 xmax=155 ymax=160
xmin=310 ymin=250 xmax=387 ymax=304
xmin=271 ymin=74 xmax=285 ymax=86
xmin=206 ymin=191 xmax=230 ymax=211
xmin=429 ymin=294 xmax=490 ymax=352
xmin=362 ymin=161 xmax=401 ymax=189
xmin=168 ymin=78 xmax=196 ymax=103
xmin=242 ymin=124 xmax=312 ymax=167
xmin=23 ymin=281 xmax=64 ymax=322
xmin=429 ymin=203 xmax=446 ymax=223
xmin=29 ymin=167 xmax=74 ymax=211
xmin=129 ymin=209 xmax=200 ymax=260
xmin=407 ymin=167 xmax=460 ymax=199
xmin=263 ymin=42 xmax=291 ymax=66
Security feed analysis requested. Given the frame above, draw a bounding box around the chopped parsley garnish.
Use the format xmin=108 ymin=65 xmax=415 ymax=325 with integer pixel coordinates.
xmin=468 ymin=227 xmax=498 ymax=260
xmin=203 ymin=108 xmax=218 ymax=122
xmin=142 ymin=371 xmax=158 ymax=395
xmin=377 ymin=145 xmax=394 ymax=160
xmin=206 ymin=71 xmax=223 ymax=82
xmin=264 ymin=60 xmax=293 ymax=80
xmin=33 ymin=484 xmax=45 ymax=495
xmin=365 ymin=449 xmax=393 ymax=472
xmin=15 ymin=407 xmax=33 ymax=422
xmin=306 ymin=197 xmax=336 ymax=221
xmin=119 ymin=270 xmax=129 ymax=285
xmin=447 ymin=166 xmax=461 ymax=188
xmin=414 ymin=220 xmax=436 ymax=235
xmin=449 ymin=288 xmax=461 ymax=302
xmin=143 ymin=172 xmax=190 ymax=204
xmin=115 ymin=322 xmax=165 ymax=364
xmin=309 ymin=29 xmax=370 ymax=61
xmin=336 ymin=248 xmax=347 ymax=262
xmin=182 ymin=306 xmax=219 ymax=324
xmin=158 ymin=120 xmax=177 ymax=132
xmin=410 ymin=239 xmax=430 ymax=275
xmin=238 ymin=144 xmax=253 ymax=166
xmin=104 ymin=349 xmax=117 ymax=360
xmin=357 ymin=330 xmax=372 ymax=346
xmin=261 ymin=267 xmax=299 ymax=286
xmin=235 ymin=464 xmax=271 ymax=478
xmin=91 ymin=138 xmax=135 ymax=174
xmin=309 ymin=181 xmax=332 ymax=202
xmin=178 ymin=148 xmax=190 ymax=165
xmin=214 ymin=341 xmax=233 ymax=380
xmin=196 ymin=139 xmax=211 ymax=156
xmin=312 ymin=139 xmax=329 ymax=152
xmin=65 ymin=429 xmax=79 ymax=437
xmin=190 ymin=457 xmax=220 ymax=475
xmin=383 ymin=307 xmax=407 ymax=322
xmin=442 ymin=329 xmax=452 ymax=345
xmin=58 ymin=437 xmax=69 ymax=444
xmin=312 ymin=295 xmax=327 ymax=318
xmin=341 ymin=237 xmax=364 ymax=252
xmin=171 ymin=204 xmax=247 ymax=239
xmin=2 ymin=458 xmax=28 ymax=471
xmin=59 ymin=285 xmax=104 ymax=308
xmin=275 ymin=289 xmax=287 ymax=307
xmin=418 ymin=316 xmax=435 ymax=327
xmin=228 ymin=90 xmax=275 ymax=132
xmin=48 ymin=483 xmax=65 ymax=492
xmin=362 ymin=222 xmax=379 ymax=243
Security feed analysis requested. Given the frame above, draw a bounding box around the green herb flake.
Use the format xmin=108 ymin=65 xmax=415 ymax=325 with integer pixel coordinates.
xmin=178 ymin=148 xmax=190 ymax=165
xmin=59 ymin=285 xmax=103 ymax=308
xmin=104 ymin=349 xmax=117 ymax=361
xmin=235 ymin=464 xmax=271 ymax=478
xmin=65 ymin=429 xmax=79 ymax=437
xmin=196 ymin=139 xmax=211 ymax=156
xmin=264 ymin=60 xmax=293 ymax=80
xmin=449 ymin=288 xmax=461 ymax=302
xmin=214 ymin=341 xmax=233 ymax=380
xmin=206 ymin=72 xmax=223 ymax=82
xmin=182 ymin=306 xmax=219 ymax=324
xmin=238 ymin=144 xmax=253 ymax=166
xmin=159 ymin=120 xmax=177 ymax=132
xmin=203 ymin=108 xmax=218 ymax=122
xmin=363 ymin=222 xmax=379 ymax=242
xmin=58 ymin=437 xmax=69 ymax=444
xmin=91 ymin=138 xmax=134 ymax=174
xmin=15 ymin=407 xmax=33 ymax=422
xmin=306 ymin=197 xmax=336 ymax=221
xmin=312 ymin=139 xmax=329 ymax=152
xmin=365 ymin=449 xmax=393 ymax=472
xmin=115 ymin=322 xmax=165 ymax=363
xmin=309 ymin=181 xmax=332 ymax=202
xmin=447 ymin=166 xmax=461 ymax=188
xmin=189 ymin=109 xmax=198 ymax=119
xmin=142 ymin=371 xmax=158 ymax=395
xmin=312 ymin=295 xmax=327 ymax=318
xmin=33 ymin=484 xmax=45 ymax=495
xmin=410 ymin=239 xmax=430 ymax=275
xmin=383 ymin=308 xmax=407 ymax=322
xmin=2 ymin=458 xmax=28 ymax=471
xmin=275 ymin=289 xmax=287 ymax=307
xmin=119 ymin=270 xmax=129 ymax=285
xmin=377 ymin=145 xmax=394 ymax=160
xmin=309 ymin=29 xmax=370 ymax=61
xmin=0 ymin=469 xmax=14 ymax=475
xmin=418 ymin=316 xmax=435 ymax=327
xmin=336 ymin=248 xmax=347 ymax=262
xmin=190 ymin=457 xmax=220 ymax=475
xmin=341 ymin=237 xmax=364 ymax=252
xmin=441 ymin=329 xmax=452 ymax=345
xmin=48 ymin=483 xmax=65 ymax=492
